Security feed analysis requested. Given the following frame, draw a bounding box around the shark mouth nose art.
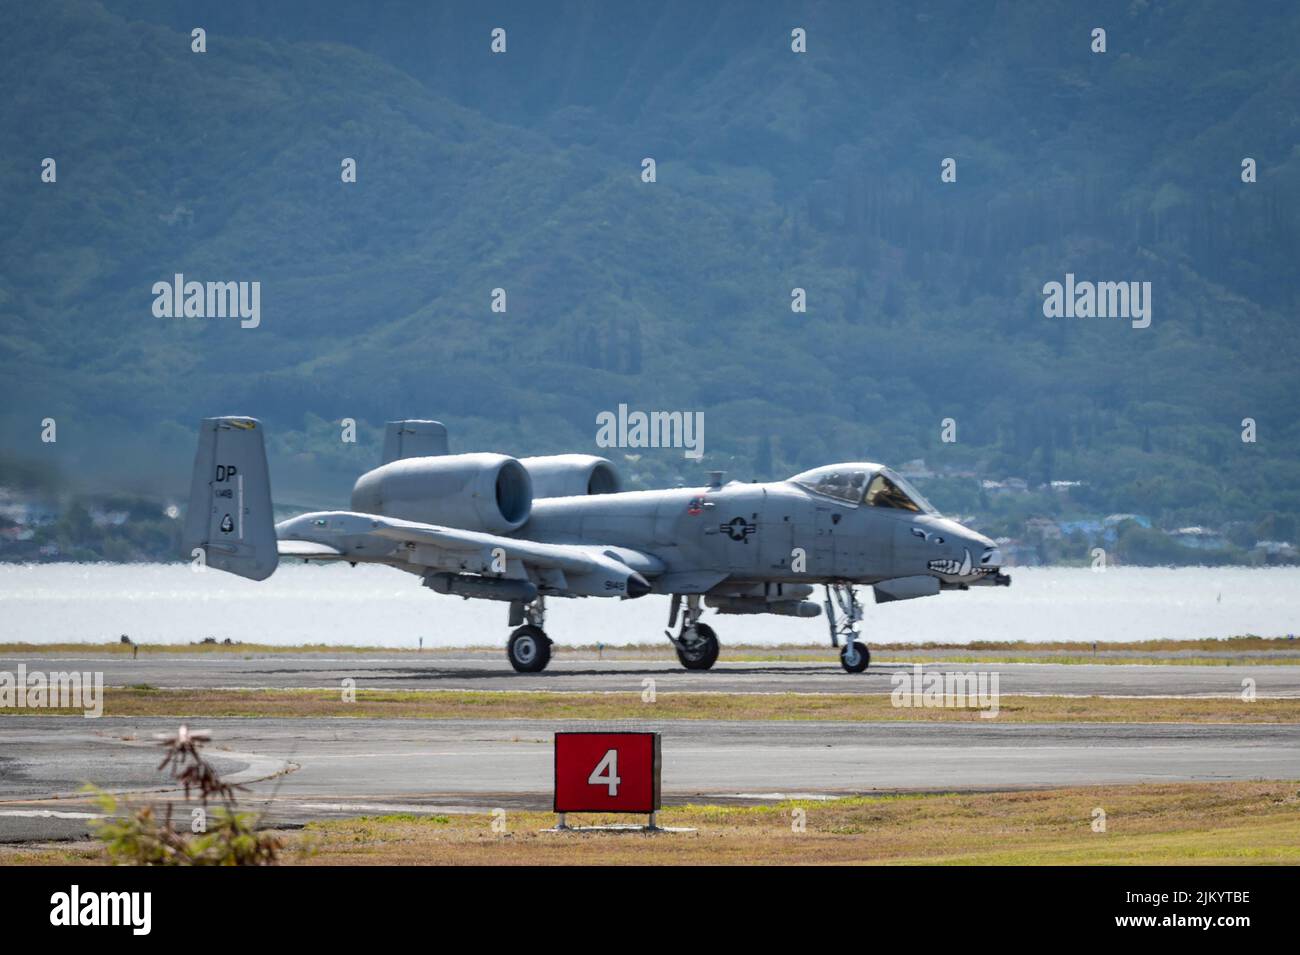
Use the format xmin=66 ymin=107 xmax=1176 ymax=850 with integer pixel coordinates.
xmin=930 ymin=547 xmax=1003 ymax=577
xmin=928 ymin=549 xmax=972 ymax=576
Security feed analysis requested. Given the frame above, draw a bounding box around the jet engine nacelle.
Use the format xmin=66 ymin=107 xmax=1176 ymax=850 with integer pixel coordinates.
xmin=350 ymin=452 xmax=532 ymax=534
xmin=518 ymin=454 xmax=621 ymax=499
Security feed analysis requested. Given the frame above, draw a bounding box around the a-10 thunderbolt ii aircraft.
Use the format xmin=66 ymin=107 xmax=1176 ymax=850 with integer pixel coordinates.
xmin=183 ymin=417 xmax=1010 ymax=674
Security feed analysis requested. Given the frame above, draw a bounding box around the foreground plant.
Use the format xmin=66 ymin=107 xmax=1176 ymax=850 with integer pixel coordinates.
xmin=88 ymin=724 xmax=292 ymax=866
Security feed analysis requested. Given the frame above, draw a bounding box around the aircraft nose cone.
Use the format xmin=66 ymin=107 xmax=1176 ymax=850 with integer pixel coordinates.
xmin=626 ymin=573 xmax=651 ymax=599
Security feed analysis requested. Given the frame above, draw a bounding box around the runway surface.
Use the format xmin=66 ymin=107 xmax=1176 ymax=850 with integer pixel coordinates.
xmin=2 ymin=716 xmax=1298 ymax=842
xmin=2 ymin=653 xmax=1297 ymax=696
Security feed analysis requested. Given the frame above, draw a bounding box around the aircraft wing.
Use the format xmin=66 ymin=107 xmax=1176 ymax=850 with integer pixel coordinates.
xmin=366 ymin=516 xmax=664 ymax=597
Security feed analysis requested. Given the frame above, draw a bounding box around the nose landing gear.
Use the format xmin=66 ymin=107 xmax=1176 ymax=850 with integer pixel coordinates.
xmin=839 ymin=639 xmax=870 ymax=673
xmin=825 ymin=582 xmax=871 ymax=673
xmin=676 ymin=623 xmax=720 ymax=670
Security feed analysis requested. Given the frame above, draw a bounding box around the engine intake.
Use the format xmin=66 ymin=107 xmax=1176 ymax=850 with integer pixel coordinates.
xmin=350 ymin=452 xmax=532 ymax=534
xmin=518 ymin=455 xmax=621 ymax=498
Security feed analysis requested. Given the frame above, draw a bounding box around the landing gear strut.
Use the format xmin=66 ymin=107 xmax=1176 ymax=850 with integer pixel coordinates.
xmin=825 ymin=583 xmax=870 ymax=673
xmin=666 ymin=594 xmax=720 ymax=671
xmin=507 ymin=596 xmax=552 ymax=673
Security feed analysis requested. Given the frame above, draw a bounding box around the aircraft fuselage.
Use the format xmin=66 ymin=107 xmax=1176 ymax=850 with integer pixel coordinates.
xmin=522 ymin=479 xmax=1000 ymax=591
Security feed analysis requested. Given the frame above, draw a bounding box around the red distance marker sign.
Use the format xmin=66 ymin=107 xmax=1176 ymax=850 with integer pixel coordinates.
xmin=554 ymin=732 xmax=661 ymax=814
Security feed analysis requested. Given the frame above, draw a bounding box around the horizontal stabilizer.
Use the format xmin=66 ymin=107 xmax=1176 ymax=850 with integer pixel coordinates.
xmin=278 ymin=540 xmax=345 ymax=557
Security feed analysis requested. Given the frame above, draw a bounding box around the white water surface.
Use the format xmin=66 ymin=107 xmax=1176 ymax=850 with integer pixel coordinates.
xmin=1 ymin=563 xmax=1297 ymax=647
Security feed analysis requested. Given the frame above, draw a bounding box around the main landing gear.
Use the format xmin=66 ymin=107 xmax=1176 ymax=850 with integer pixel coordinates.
xmin=506 ymin=596 xmax=552 ymax=673
xmin=666 ymin=594 xmax=720 ymax=671
xmin=500 ymin=588 xmax=862 ymax=675
xmin=825 ymin=582 xmax=870 ymax=673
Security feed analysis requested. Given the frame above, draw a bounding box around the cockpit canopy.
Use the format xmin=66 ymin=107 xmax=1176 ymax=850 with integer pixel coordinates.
xmin=789 ymin=463 xmax=938 ymax=514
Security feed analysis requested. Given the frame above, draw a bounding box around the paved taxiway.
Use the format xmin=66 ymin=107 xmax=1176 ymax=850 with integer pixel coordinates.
xmin=2 ymin=654 xmax=1296 ymax=696
xmin=2 ymin=717 xmax=1298 ymax=842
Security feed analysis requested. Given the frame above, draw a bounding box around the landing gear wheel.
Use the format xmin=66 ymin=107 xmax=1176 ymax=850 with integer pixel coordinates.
xmin=840 ymin=640 xmax=870 ymax=673
xmin=676 ymin=623 xmax=719 ymax=671
xmin=507 ymin=625 xmax=551 ymax=673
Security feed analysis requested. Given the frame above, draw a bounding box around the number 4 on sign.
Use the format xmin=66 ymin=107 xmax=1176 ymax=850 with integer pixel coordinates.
xmin=588 ymin=749 xmax=621 ymax=796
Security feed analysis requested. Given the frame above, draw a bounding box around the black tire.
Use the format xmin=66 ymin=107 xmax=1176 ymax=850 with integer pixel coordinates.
xmin=840 ymin=640 xmax=870 ymax=673
xmin=507 ymin=625 xmax=551 ymax=673
xmin=676 ymin=623 xmax=720 ymax=671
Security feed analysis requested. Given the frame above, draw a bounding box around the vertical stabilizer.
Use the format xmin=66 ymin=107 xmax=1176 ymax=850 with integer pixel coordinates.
xmin=181 ymin=417 xmax=278 ymax=580
xmin=382 ymin=420 xmax=449 ymax=464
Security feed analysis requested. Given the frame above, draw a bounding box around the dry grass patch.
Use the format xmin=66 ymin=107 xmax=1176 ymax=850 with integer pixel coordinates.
xmin=283 ymin=781 xmax=1300 ymax=865
xmin=4 ymin=687 xmax=1298 ymax=723
xmin=3 ymin=635 xmax=1298 ymax=667
xmin=5 ymin=782 xmax=1297 ymax=867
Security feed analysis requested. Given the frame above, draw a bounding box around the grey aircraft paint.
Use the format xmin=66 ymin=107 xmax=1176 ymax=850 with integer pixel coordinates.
xmin=183 ymin=418 xmax=1009 ymax=673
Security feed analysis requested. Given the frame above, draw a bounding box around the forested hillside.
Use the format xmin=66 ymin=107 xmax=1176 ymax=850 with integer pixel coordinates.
xmin=2 ymin=0 xmax=1297 ymax=540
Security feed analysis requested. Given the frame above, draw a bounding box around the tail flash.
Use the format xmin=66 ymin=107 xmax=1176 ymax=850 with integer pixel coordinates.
xmin=181 ymin=417 xmax=278 ymax=580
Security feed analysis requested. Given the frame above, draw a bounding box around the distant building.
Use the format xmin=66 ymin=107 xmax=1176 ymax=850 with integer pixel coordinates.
xmin=1102 ymin=513 xmax=1151 ymax=544
xmin=1168 ymin=526 xmax=1228 ymax=550
xmin=982 ymin=477 xmax=1030 ymax=495
xmin=1104 ymin=513 xmax=1151 ymax=528
xmin=1058 ymin=519 xmax=1103 ymax=538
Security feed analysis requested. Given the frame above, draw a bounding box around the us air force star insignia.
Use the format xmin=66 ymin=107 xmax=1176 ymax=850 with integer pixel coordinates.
xmin=721 ymin=517 xmax=756 ymax=542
